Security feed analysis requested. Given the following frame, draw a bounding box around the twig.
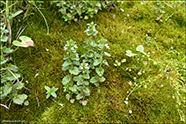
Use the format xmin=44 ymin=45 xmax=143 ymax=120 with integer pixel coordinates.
xmin=0 ymin=67 xmax=19 ymax=71
xmin=0 ymin=103 xmax=9 ymax=109
xmin=16 ymin=26 xmax=27 ymax=40
xmin=7 ymin=69 xmax=31 ymax=91
xmin=8 ymin=99 xmax=13 ymax=108
xmin=36 ymin=96 xmax=40 ymax=107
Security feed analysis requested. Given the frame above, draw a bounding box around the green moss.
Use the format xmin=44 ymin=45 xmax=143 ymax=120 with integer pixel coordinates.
xmin=1 ymin=1 xmax=185 ymax=123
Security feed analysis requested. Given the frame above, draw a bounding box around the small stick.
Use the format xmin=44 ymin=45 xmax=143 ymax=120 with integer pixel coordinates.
xmin=0 ymin=103 xmax=9 ymax=109
xmin=36 ymin=96 xmax=40 ymax=107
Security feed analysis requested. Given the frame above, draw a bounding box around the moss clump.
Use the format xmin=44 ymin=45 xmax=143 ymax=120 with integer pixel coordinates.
xmin=1 ymin=1 xmax=185 ymax=123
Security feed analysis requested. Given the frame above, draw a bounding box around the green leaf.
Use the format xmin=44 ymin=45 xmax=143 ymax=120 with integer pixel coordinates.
xmin=104 ymin=52 xmax=111 ymax=57
xmin=62 ymin=60 xmax=72 ymax=67
xmin=13 ymin=82 xmax=24 ymax=90
xmin=9 ymin=10 xmax=23 ymax=20
xmin=100 ymin=76 xmax=106 ymax=82
xmin=83 ymin=87 xmax=90 ymax=96
xmin=65 ymin=94 xmax=70 ymax=101
xmin=3 ymin=47 xmax=14 ymax=54
xmin=73 ymin=75 xmax=81 ymax=82
xmin=1 ymin=29 xmax=9 ymax=33
xmin=84 ymin=15 xmax=89 ymax=19
xmin=96 ymin=67 xmax=104 ymax=76
xmin=76 ymin=94 xmax=83 ymax=100
xmin=90 ymin=76 xmax=99 ymax=84
xmin=0 ymin=35 xmax=8 ymax=42
xmin=13 ymin=94 xmax=28 ymax=105
xmin=103 ymin=59 xmax=109 ymax=66
xmin=12 ymin=40 xmax=23 ymax=47
xmin=136 ymin=45 xmax=144 ymax=52
xmin=121 ymin=59 xmax=126 ymax=63
xmin=114 ymin=60 xmax=121 ymax=67
xmin=3 ymin=86 xmax=12 ymax=96
xmin=6 ymin=73 xmax=21 ymax=81
xmin=8 ymin=64 xmax=18 ymax=72
xmin=73 ymin=61 xmax=80 ymax=66
xmin=51 ymin=87 xmax=58 ymax=92
xmin=62 ymin=65 xmax=70 ymax=71
xmin=93 ymin=59 xmax=101 ymax=66
xmin=46 ymin=94 xmax=50 ymax=99
xmin=44 ymin=86 xmax=50 ymax=91
xmin=83 ymin=81 xmax=89 ymax=85
xmin=51 ymin=92 xmax=57 ymax=98
xmin=126 ymin=50 xmax=137 ymax=57
xmin=69 ymin=85 xmax=77 ymax=92
xmin=62 ymin=74 xmax=72 ymax=85
xmin=95 ymin=2 xmax=101 ymax=8
xmin=94 ymin=52 xmax=101 ymax=58
xmin=82 ymin=73 xmax=90 ymax=79
xmin=13 ymin=36 xmax=34 ymax=47
xmin=69 ymin=67 xmax=80 ymax=75
xmin=0 ymin=58 xmax=9 ymax=65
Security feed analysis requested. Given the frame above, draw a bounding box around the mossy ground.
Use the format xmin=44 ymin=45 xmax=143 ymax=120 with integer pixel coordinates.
xmin=1 ymin=1 xmax=185 ymax=123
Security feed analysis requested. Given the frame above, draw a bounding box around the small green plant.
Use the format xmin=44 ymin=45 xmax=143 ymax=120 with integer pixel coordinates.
xmin=0 ymin=1 xmax=34 ymax=109
xmin=62 ymin=22 xmax=111 ymax=105
xmin=55 ymin=1 xmax=111 ymax=23
xmin=44 ymin=86 xmax=58 ymax=99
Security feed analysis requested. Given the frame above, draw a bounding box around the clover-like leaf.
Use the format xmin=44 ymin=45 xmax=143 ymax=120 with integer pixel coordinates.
xmin=93 ymin=59 xmax=101 ymax=66
xmin=13 ymin=94 xmax=28 ymax=105
xmin=136 ymin=45 xmax=144 ymax=52
xmin=126 ymin=50 xmax=137 ymax=57
xmin=73 ymin=75 xmax=82 ymax=82
xmin=100 ymin=76 xmax=106 ymax=82
xmin=77 ymin=79 xmax=84 ymax=85
xmin=76 ymin=94 xmax=83 ymax=100
xmin=83 ymin=81 xmax=89 ymax=85
xmin=82 ymin=73 xmax=90 ymax=79
xmin=13 ymin=36 xmax=34 ymax=47
xmin=69 ymin=85 xmax=78 ymax=93
xmin=83 ymin=87 xmax=90 ymax=96
xmin=62 ymin=74 xmax=72 ymax=85
xmin=69 ymin=67 xmax=80 ymax=75
xmin=96 ymin=67 xmax=104 ymax=76
xmin=90 ymin=76 xmax=99 ymax=84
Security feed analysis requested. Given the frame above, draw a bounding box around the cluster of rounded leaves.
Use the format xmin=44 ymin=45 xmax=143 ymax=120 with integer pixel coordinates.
xmin=55 ymin=1 xmax=111 ymax=22
xmin=62 ymin=22 xmax=111 ymax=105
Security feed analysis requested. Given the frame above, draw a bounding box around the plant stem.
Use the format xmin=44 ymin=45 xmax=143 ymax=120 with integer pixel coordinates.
xmin=32 ymin=2 xmax=49 ymax=35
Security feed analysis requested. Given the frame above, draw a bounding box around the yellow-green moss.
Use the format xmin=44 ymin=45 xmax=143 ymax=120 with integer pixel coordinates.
xmin=1 ymin=1 xmax=185 ymax=123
